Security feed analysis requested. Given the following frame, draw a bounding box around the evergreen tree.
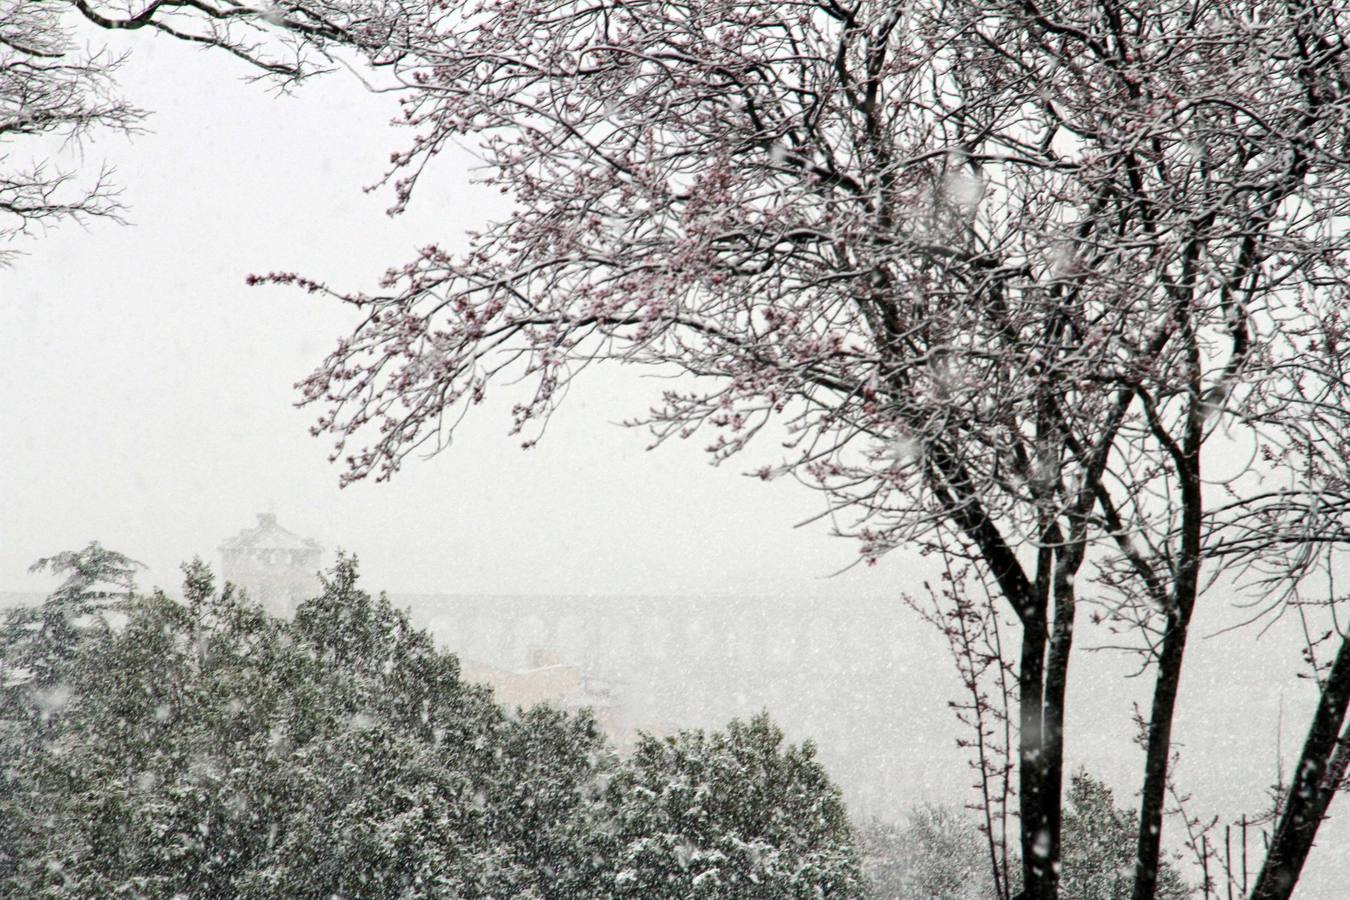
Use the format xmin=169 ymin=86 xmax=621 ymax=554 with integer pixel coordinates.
xmin=599 ymin=714 xmax=865 ymax=898
xmin=1061 ymin=771 xmax=1191 ymax=900
xmin=0 ymin=555 xmax=607 ymax=898
xmin=858 ymin=775 xmax=1194 ymax=900
xmin=2 ymin=550 xmax=863 ymax=898
xmin=0 ymin=542 xmax=141 ymax=883
xmin=858 ymin=805 xmax=994 ymax=900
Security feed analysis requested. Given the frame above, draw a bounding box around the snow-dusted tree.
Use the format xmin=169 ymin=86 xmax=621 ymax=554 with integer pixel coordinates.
xmin=0 ymin=555 xmax=608 ymax=897
xmin=857 ymin=805 xmax=994 ymax=900
xmin=1 ymin=3 xmax=136 ymax=264
xmin=2 ymin=551 xmax=864 ymax=898
xmin=1060 ymin=771 xmax=1191 ymax=900
xmin=858 ymin=778 xmax=1192 ymax=900
xmin=0 ymin=542 xmax=141 ymax=883
xmin=5 ymin=541 xmax=141 ymax=676
xmin=598 ymin=714 xmax=863 ymax=898
xmin=252 ymin=2 xmax=1350 ymax=897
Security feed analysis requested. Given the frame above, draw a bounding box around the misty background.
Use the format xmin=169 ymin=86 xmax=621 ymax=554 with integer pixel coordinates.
xmin=2 ymin=30 xmax=1347 ymax=894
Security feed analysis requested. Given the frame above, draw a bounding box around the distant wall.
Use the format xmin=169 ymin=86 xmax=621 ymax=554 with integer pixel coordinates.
xmin=400 ymin=593 xmax=970 ymax=822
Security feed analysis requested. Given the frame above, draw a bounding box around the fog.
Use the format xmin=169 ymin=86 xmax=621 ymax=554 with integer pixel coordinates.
xmin=1 ymin=34 xmax=900 ymax=603
xmin=4 ymin=26 xmax=1349 ymax=898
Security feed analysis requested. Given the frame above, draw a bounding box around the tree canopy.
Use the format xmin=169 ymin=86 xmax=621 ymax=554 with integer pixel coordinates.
xmin=858 ymin=779 xmax=1193 ymax=900
xmin=600 ymin=714 xmax=861 ymax=898
xmin=0 ymin=547 xmax=863 ymax=898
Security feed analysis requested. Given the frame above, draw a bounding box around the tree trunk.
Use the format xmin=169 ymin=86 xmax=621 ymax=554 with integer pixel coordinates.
xmin=1131 ymin=616 xmax=1190 ymax=900
xmin=1018 ymin=612 xmax=1055 ymax=900
xmin=1036 ymin=554 xmax=1081 ymax=900
xmin=1250 ymin=632 xmax=1350 ymax=900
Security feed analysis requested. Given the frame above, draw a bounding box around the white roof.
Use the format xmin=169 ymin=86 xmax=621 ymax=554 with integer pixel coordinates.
xmin=219 ymin=513 xmax=321 ymax=553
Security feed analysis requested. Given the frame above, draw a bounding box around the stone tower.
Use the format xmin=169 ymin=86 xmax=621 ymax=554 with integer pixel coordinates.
xmin=219 ymin=513 xmax=322 ymax=617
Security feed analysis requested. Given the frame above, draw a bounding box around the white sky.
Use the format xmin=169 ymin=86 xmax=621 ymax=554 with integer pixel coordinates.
xmin=0 ymin=31 xmax=905 ymax=601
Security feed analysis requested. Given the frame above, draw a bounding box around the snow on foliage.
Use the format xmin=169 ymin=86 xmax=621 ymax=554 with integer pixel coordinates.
xmin=1059 ymin=772 xmax=1191 ymax=900
xmin=599 ymin=715 xmax=863 ymax=897
xmin=1 ymin=548 xmax=863 ymax=898
xmin=857 ymin=785 xmax=1193 ymax=900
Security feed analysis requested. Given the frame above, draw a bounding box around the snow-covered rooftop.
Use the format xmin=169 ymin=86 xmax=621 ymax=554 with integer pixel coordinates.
xmin=219 ymin=513 xmax=321 ymax=553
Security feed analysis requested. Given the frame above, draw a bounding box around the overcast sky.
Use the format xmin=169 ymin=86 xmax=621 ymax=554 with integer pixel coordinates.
xmin=0 ymin=31 xmax=906 ymax=601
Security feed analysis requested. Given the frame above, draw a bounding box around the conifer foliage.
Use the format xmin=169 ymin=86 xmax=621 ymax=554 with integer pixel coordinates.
xmin=602 ymin=715 xmax=861 ymax=898
xmin=0 ymin=546 xmax=862 ymax=898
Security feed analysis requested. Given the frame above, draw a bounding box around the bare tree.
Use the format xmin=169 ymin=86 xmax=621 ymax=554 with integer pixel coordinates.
xmin=250 ymin=2 xmax=1350 ymax=898
xmin=0 ymin=2 xmax=138 ymax=262
xmin=59 ymin=0 xmax=381 ymax=75
xmin=0 ymin=0 xmax=380 ymax=262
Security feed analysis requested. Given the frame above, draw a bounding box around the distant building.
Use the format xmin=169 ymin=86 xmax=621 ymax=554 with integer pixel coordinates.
xmin=219 ymin=513 xmax=322 ymax=616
